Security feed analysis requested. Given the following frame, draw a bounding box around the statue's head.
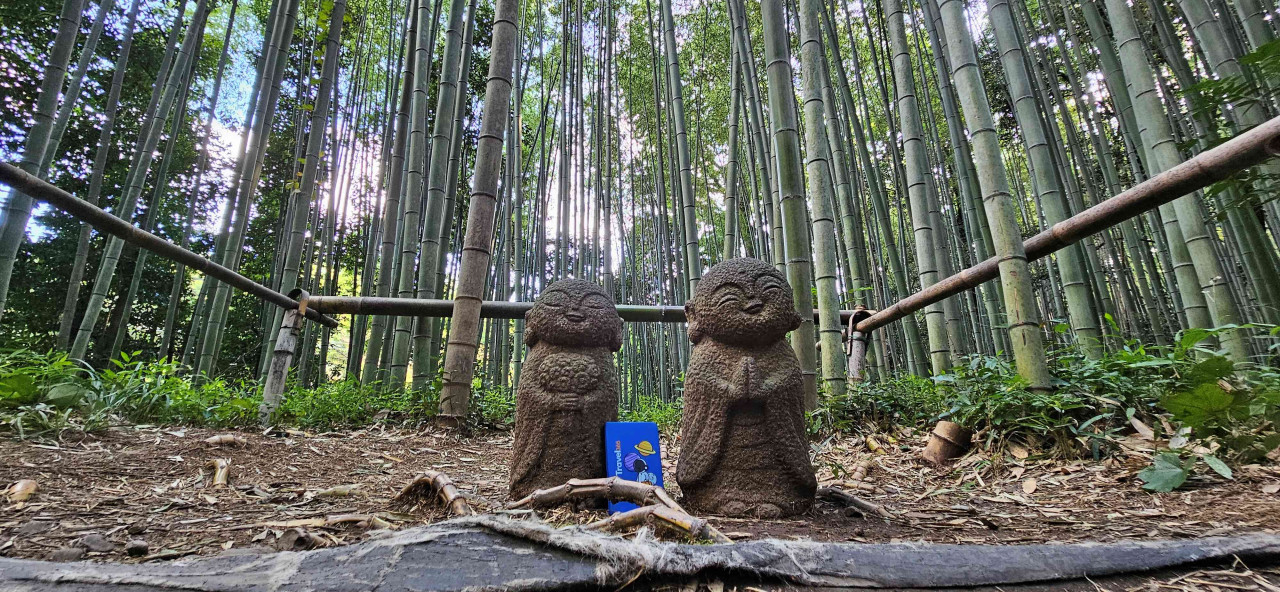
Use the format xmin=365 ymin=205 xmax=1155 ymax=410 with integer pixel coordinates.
xmin=525 ymin=279 xmax=623 ymax=351
xmin=686 ymin=258 xmax=803 ymax=345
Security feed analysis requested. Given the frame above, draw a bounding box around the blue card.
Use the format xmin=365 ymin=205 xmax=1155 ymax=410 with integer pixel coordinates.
xmin=605 ymin=422 xmax=664 ymax=514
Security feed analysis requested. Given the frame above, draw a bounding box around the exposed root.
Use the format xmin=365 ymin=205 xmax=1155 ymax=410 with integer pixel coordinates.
xmin=393 ymin=471 xmax=475 ymax=516
xmin=585 ymin=504 xmax=733 ymax=543
xmin=206 ymin=459 xmax=230 ymax=488
xmin=507 ymin=477 xmax=686 ymax=514
xmin=817 ymin=486 xmax=891 ymax=519
xmin=507 ymin=477 xmax=731 ymax=543
xmin=324 ymin=513 xmax=393 ymax=529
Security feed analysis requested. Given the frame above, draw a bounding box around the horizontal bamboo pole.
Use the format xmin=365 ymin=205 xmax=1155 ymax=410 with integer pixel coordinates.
xmin=0 ymin=162 xmax=339 ymax=328
xmin=857 ymin=114 xmax=1280 ymax=334
xmin=307 ymin=295 xmax=860 ymax=324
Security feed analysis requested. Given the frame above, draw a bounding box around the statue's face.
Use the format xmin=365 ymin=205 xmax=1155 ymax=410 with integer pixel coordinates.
xmin=526 ymin=279 xmax=623 ymax=349
xmin=689 ymin=259 xmax=801 ymax=345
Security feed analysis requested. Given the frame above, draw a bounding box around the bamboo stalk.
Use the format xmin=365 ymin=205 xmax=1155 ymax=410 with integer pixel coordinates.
xmin=855 ymin=115 xmax=1280 ymax=334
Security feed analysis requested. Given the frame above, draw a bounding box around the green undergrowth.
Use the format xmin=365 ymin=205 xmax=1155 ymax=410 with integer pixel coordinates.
xmin=0 ymin=350 xmax=500 ymax=436
xmin=810 ymin=325 xmax=1280 ymax=490
xmin=3 ymin=324 xmax=1277 ymax=492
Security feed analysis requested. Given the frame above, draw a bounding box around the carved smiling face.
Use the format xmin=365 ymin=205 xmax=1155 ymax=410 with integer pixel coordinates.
xmin=687 ymin=258 xmax=803 ymax=345
xmin=525 ymin=279 xmax=623 ymax=350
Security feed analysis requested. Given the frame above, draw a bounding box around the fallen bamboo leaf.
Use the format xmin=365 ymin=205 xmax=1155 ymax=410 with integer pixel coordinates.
xmin=1009 ymin=444 xmax=1029 ymax=460
xmin=1128 ymin=416 xmax=1155 ymax=440
xmin=204 ymin=434 xmax=248 ymax=447
xmin=316 ymin=484 xmax=362 ymax=498
xmin=206 ymin=459 xmax=230 ymax=488
xmin=7 ymin=479 xmax=36 ymax=502
xmin=278 ymin=528 xmax=323 ymax=551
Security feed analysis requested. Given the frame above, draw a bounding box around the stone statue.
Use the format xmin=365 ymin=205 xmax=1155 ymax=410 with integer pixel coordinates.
xmin=509 ymin=279 xmax=623 ymax=500
xmin=676 ymin=258 xmax=817 ymax=517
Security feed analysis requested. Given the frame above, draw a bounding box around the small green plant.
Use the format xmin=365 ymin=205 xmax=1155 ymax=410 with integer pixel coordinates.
xmin=1137 ymin=451 xmax=1234 ymax=492
xmin=470 ymin=380 xmax=516 ymax=429
xmin=808 ymin=375 xmax=943 ymax=435
xmin=621 ymin=396 xmax=683 ymax=436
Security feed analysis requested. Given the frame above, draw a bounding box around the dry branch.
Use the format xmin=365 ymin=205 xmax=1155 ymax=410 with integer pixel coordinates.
xmin=204 ymin=434 xmax=248 ymax=447
xmin=817 ymin=486 xmax=891 ymax=519
xmin=393 ymin=471 xmax=475 ymax=516
xmin=507 ymin=477 xmax=686 ymax=513
xmin=585 ymin=505 xmax=732 ymax=543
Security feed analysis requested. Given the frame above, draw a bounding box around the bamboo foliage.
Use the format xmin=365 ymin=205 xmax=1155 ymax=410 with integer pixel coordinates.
xmin=7 ymin=0 xmax=1280 ymax=410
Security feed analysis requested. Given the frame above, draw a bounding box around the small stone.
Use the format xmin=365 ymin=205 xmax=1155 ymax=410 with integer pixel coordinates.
xmin=125 ymin=540 xmax=149 ymax=557
xmin=49 ymin=547 xmax=85 ymax=562
xmin=126 ymin=521 xmax=148 ymax=535
xmin=79 ymin=533 xmax=115 ymax=553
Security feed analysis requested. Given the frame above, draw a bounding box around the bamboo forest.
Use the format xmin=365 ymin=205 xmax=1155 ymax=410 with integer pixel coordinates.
xmin=2 ymin=0 xmax=1280 ymax=581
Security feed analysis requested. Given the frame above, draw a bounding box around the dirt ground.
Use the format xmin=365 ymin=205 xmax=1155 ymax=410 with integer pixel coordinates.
xmin=2 ymin=424 xmax=1279 ymax=590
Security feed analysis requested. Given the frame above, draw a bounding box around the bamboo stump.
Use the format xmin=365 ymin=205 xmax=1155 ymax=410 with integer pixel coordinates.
xmin=260 ymin=291 xmax=307 ymax=424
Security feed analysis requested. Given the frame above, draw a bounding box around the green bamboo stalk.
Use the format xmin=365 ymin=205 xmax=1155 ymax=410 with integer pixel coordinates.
xmin=796 ymin=0 xmax=847 ymax=395
xmin=988 ymin=0 xmax=1101 ymax=358
xmin=938 ymin=0 xmax=1052 ymax=389
xmin=759 ymin=0 xmax=819 ymax=406
xmin=434 ymin=0 xmax=519 ymax=424
xmin=55 ymin=0 xmax=141 ymax=351
xmin=71 ymin=0 xmax=207 ymax=360
xmin=0 ymin=0 xmax=86 ymax=322
xmin=886 ymin=0 xmax=951 ymax=374
xmin=1108 ymin=0 xmax=1249 ymax=362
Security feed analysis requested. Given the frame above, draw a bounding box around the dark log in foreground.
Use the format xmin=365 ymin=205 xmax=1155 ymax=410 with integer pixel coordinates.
xmin=0 ymin=162 xmax=339 ymax=328
xmin=856 ymin=114 xmax=1280 ymax=334
xmin=1 ymin=516 xmax=1277 ymax=590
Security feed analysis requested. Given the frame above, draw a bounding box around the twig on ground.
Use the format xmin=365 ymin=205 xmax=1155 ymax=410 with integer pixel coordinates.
xmin=393 ymin=471 xmax=475 ymax=516
xmin=817 ymin=486 xmax=892 ymax=519
xmin=585 ymin=504 xmax=733 ymax=543
xmin=204 ymin=434 xmax=248 ymax=447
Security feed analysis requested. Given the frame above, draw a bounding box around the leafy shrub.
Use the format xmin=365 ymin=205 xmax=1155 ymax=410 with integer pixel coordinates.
xmin=808 ymin=375 xmax=943 ymax=435
xmin=275 ymin=378 xmax=425 ymax=429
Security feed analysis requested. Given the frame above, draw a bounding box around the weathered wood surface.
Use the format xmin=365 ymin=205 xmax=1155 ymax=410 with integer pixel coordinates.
xmin=1 ymin=516 xmax=1277 ymax=591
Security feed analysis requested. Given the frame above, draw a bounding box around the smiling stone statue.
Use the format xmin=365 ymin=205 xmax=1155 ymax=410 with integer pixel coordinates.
xmin=509 ymin=279 xmax=623 ymax=500
xmin=676 ymin=258 xmax=817 ymax=518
